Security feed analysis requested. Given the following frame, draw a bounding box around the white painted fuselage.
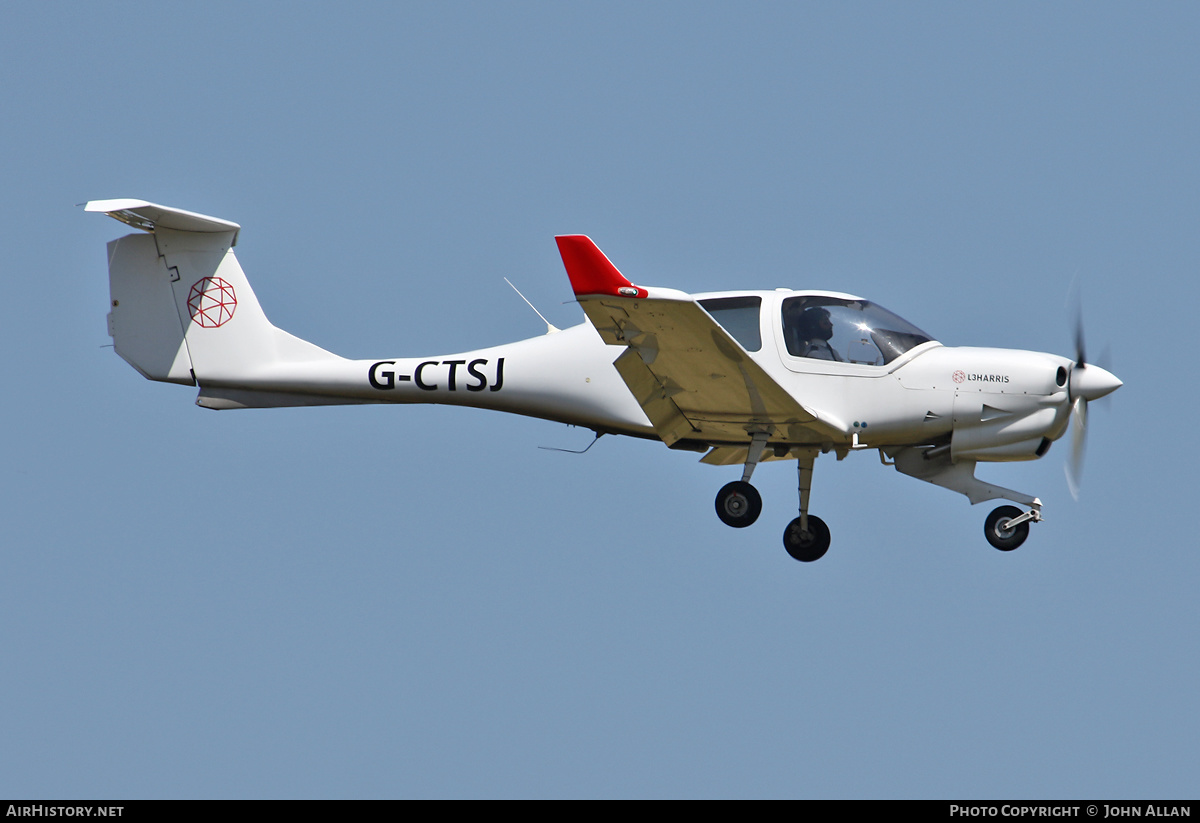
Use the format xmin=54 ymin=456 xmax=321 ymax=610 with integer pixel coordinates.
xmin=88 ymin=198 xmax=1121 ymax=558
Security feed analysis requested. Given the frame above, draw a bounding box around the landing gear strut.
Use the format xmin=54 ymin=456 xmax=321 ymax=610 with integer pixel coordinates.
xmin=782 ymin=451 xmax=830 ymax=562
xmin=715 ymin=432 xmax=769 ymax=528
xmin=713 ymin=441 xmax=833 ymax=562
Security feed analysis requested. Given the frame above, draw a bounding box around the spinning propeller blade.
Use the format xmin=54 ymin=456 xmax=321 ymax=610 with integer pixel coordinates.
xmin=1066 ymin=395 xmax=1088 ymax=501
xmin=1065 ymin=312 xmax=1120 ymax=500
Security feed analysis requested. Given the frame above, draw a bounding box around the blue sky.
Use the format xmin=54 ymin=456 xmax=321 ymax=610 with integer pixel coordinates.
xmin=2 ymin=2 xmax=1197 ymax=798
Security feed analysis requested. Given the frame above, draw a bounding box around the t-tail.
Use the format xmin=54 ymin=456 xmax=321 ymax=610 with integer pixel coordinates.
xmin=88 ymin=199 xmax=348 ymax=408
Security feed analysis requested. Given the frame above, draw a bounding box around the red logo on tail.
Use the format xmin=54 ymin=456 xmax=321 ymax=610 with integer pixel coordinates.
xmin=188 ymin=277 xmax=237 ymax=328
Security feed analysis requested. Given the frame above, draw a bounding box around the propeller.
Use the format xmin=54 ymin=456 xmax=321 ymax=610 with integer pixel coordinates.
xmin=1064 ymin=312 xmax=1121 ymax=500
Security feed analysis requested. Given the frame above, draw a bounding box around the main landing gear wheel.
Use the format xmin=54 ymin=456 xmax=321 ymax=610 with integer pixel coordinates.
xmin=715 ymin=481 xmax=762 ymax=528
xmin=783 ymin=515 xmax=830 ymax=562
xmin=984 ymin=505 xmax=1029 ymax=551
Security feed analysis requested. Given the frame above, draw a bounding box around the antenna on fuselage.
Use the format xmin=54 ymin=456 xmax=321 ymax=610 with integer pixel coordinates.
xmin=504 ymin=277 xmax=560 ymax=334
xmin=539 ymin=432 xmax=603 ymax=454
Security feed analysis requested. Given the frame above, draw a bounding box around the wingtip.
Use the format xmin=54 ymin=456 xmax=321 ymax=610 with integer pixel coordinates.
xmin=555 ymin=235 xmax=646 ymax=299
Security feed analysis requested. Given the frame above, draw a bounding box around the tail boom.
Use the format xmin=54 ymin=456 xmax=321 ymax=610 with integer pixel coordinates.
xmin=89 ymin=200 xmax=653 ymax=435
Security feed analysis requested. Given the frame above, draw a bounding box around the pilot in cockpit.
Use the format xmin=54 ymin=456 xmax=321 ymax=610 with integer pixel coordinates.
xmin=792 ymin=306 xmax=842 ymax=361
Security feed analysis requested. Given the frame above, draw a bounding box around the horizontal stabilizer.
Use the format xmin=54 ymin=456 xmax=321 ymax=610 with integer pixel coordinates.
xmin=85 ymin=199 xmax=241 ymax=243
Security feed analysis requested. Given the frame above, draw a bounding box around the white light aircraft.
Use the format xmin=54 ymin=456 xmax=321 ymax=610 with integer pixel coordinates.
xmin=88 ymin=199 xmax=1121 ymax=562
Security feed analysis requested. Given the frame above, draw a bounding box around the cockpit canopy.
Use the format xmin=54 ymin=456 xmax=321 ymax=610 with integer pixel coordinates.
xmin=780 ymin=296 xmax=934 ymax=365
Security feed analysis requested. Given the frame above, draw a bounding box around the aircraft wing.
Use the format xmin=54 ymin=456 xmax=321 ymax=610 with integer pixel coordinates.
xmin=555 ymin=235 xmax=840 ymax=447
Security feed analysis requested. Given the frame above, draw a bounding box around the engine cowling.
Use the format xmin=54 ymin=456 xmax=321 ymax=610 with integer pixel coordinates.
xmin=951 ymin=406 xmax=1063 ymax=463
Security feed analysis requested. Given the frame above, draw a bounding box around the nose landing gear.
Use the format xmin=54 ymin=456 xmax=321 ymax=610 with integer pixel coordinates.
xmin=983 ymin=504 xmax=1042 ymax=551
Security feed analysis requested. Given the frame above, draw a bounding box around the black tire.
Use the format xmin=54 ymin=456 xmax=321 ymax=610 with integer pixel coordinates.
xmin=984 ymin=505 xmax=1029 ymax=551
xmin=783 ymin=515 xmax=830 ymax=562
xmin=715 ymin=481 xmax=762 ymax=528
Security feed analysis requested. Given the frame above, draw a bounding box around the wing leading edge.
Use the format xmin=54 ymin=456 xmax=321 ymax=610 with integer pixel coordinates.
xmin=555 ymin=235 xmax=839 ymax=449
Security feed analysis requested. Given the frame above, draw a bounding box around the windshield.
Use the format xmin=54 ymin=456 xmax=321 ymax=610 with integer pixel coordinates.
xmin=781 ymin=296 xmax=934 ymax=365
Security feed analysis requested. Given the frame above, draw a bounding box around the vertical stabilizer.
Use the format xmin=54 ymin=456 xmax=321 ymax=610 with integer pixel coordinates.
xmin=89 ymin=199 xmax=339 ymax=389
